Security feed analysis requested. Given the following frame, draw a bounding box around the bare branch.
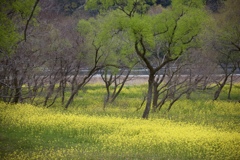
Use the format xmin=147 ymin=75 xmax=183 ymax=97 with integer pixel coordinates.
xmin=24 ymin=0 xmax=40 ymax=41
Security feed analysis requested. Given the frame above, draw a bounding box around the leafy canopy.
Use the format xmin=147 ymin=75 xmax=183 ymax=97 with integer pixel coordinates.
xmin=85 ymin=0 xmax=206 ymax=60
xmin=0 ymin=0 xmax=40 ymax=56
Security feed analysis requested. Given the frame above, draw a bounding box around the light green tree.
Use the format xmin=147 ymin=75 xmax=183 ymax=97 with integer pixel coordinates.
xmin=85 ymin=0 xmax=207 ymax=118
xmin=0 ymin=0 xmax=40 ymax=56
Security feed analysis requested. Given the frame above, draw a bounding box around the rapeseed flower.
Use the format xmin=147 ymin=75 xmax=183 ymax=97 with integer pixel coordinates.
xmin=0 ymin=102 xmax=239 ymax=159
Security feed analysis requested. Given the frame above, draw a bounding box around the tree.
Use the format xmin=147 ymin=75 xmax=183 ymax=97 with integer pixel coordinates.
xmin=101 ymin=60 xmax=137 ymax=108
xmin=64 ymin=17 xmax=114 ymax=109
xmin=0 ymin=0 xmax=40 ymax=55
xmin=203 ymin=0 xmax=240 ymax=100
xmin=85 ymin=0 xmax=206 ymax=118
xmin=150 ymin=56 xmax=200 ymax=112
xmin=0 ymin=0 xmax=40 ymax=103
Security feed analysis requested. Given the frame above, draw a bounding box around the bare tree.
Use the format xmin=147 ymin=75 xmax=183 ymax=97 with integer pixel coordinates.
xmin=64 ymin=45 xmax=105 ymax=109
xmin=202 ymin=0 xmax=240 ymax=100
xmin=101 ymin=66 xmax=135 ymax=109
xmin=0 ymin=41 xmax=40 ymax=103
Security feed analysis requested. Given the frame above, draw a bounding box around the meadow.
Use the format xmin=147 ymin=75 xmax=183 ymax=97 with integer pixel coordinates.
xmin=0 ymin=84 xmax=240 ymax=159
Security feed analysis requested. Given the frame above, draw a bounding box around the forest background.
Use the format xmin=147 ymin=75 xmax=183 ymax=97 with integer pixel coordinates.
xmin=0 ymin=0 xmax=239 ymax=118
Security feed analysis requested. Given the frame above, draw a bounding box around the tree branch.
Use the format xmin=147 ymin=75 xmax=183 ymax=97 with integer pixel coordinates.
xmin=24 ymin=0 xmax=40 ymax=42
xmin=231 ymin=41 xmax=240 ymax=51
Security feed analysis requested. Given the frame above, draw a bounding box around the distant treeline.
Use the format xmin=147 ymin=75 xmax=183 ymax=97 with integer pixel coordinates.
xmin=57 ymin=0 xmax=223 ymax=15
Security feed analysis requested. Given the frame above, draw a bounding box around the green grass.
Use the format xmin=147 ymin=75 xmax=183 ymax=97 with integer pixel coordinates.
xmin=0 ymin=84 xmax=240 ymax=159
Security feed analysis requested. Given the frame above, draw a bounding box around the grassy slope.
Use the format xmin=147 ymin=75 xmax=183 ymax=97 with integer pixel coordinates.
xmin=0 ymin=84 xmax=240 ymax=159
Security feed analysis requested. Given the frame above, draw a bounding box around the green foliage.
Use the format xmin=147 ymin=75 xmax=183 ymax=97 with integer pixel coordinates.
xmin=0 ymin=0 xmax=40 ymax=55
xmin=82 ymin=0 xmax=207 ymax=119
xmin=153 ymin=0 xmax=206 ymax=57
xmin=12 ymin=0 xmax=38 ymax=18
xmin=77 ymin=11 xmax=139 ymax=68
xmin=77 ymin=19 xmax=94 ymax=36
xmin=0 ymin=15 xmax=20 ymax=55
xmin=84 ymin=0 xmax=207 ymax=60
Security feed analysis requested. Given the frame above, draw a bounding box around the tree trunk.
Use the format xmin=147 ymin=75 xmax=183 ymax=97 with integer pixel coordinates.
xmin=12 ymin=87 xmax=21 ymax=104
xmin=103 ymin=84 xmax=110 ymax=109
xmin=152 ymin=81 xmax=159 ymax=112
xmin=213 ymin=75 xmax=228 ymax=100
xmin=44 ymin=84 xmax=55 ymax=106
xmin=11 ymin=70 xmax=22 ymax=104
xmin=110 ymin=72 xmax=131 ymax=103
xmin=142 ymin=74 xmax=154 ymax=119
xmin=228 ymin=73 xmax=234 ymax=100
xmin=65 ymin=87 xmax=78 ymax=109
xmin=157 ymin=94 xmax=168 ymax=111
xmin=102 ymin=71 xmax=111 ymax=108
xmin=60 ymin=78 xmax=67 ymax=105
xmin=65 ymin=71 xmax=95 ymax=109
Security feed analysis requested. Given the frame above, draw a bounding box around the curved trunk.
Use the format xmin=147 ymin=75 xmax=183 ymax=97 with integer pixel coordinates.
xmin=152 ymin=81 xmax=159 ymax=112
xmin=213 ymin=75 xmax=228 ymax=100
xmin=142 ymin=73 xmax=154 ymax=119
xmin=228 ymin=73 xmax=234 ymax=100
xmin=110 ymin=72 xmax=131 ymax=103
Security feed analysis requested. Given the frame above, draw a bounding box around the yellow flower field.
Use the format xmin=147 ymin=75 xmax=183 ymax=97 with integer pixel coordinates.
xmin=0 ymin=102 xmax=239 ymax=159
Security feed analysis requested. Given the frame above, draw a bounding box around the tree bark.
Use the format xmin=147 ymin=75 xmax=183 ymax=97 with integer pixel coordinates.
xmin=214 ymin=66 xmax=236 ymax=100
xmin=110 ymin=70 xmax=131 ymax=103
xmin=142 ymin=73 xmax=154 ymax=119
xmin=152 ymin=81 xmax=159 ymax=112
xmin=228 ymin=73 xmax=234 ymax=100
xmin=24 ymin=0 xmax=40 ymax=41
xmin=64 ymin=76 xmax=90 ymax=109
xmin=213 ymin=75 xmax=228 ymax=100
xmin=65 ymin=68 xmax=97 ymax=109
